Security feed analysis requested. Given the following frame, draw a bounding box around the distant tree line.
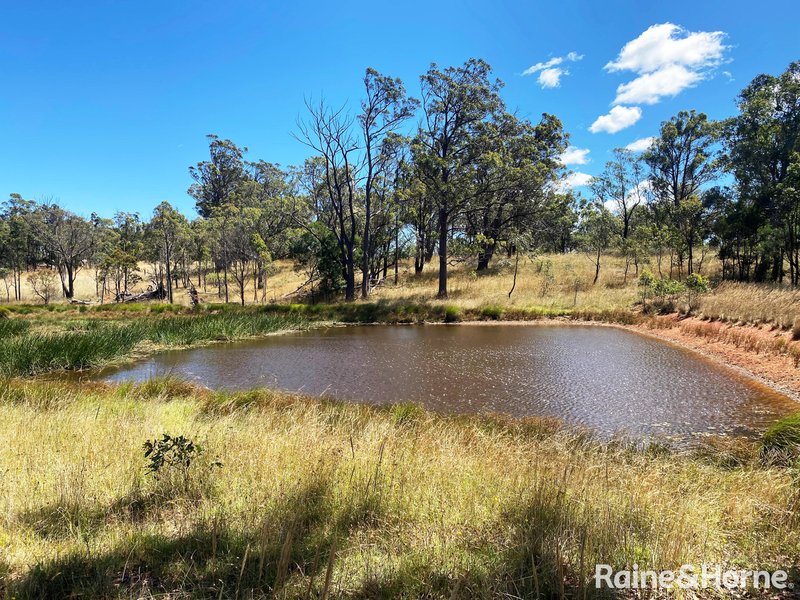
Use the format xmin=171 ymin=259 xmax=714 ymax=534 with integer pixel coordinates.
xmin=1 ymin=59 xmax=798 ymax=304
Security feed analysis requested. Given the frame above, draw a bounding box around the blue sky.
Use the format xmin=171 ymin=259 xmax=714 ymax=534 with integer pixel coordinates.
xmin=1 ymin=0 xmax=798 ymax=218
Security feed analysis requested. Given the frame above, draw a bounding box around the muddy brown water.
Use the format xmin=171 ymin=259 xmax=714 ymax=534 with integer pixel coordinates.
xmin=95 ymin=324 xmax=797 ymax=443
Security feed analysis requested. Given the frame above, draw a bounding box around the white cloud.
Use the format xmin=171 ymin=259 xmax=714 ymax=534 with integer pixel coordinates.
xmin=558 ymin=172 xmax=593 ymax=191
xmin=606 ymin=23 xmax=728 ymax=105
xmin=624 ymin=137 xmax=655 ymax=152
xmin=560 ymin=146 xmax=591 ymax=165
xmin=538 ymin=67 xmax=565 ymax=88
xmin=606 ymin=23 xmax=726 ymax=73
xmin=590 ymin=106 xmax=642 ymax=134
xmin=613 ymin=64 xmax=702 ymax=104
xmin=523 ymin=52 xmax=584 ymax=88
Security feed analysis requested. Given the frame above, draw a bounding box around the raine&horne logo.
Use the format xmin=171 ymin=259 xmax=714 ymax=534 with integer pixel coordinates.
xmin=594 ymin=564 xmax=793 ymax=591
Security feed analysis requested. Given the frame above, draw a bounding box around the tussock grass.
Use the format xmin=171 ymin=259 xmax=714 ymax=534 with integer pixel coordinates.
xmin=0 ymin=379 xmax=797 ymax=598
xmin=761 ymin=413 xmax=800 ymax=465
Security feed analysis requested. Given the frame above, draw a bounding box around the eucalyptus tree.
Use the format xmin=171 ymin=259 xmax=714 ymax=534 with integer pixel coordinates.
xmin=465 ymin=112 xmax=567 ymax=271
xmin=645 ymin=111 xmax=720 ymax=275
xmin=722 ymin=61 xmax=800 ymax=283
xmin=148 ymin=201 xmax=189 ymax=303
xmin=213 ymin=204 xmax=265 ymax=305
xmin=590 ymin=148 xmax=649 ymax=240
xmin=537 ymin=193 xmax=578 ymax=253
xmin=0 ymin=194 xmax=37 ymax=300
xmin=243 ymin=161 xmax=300 ymax=290
xmin=357 ymin=69 xmax=418 ymax=297
xmin=109 ymin=211 xmax=143 ymax=295
xmin=576 ymin=201 xmax=620 ymax=285
xmin=29 ymin=203 xmax=96 ymax=299
xmin=401 ymin=163 xmax=438 ymax=274
xmin=413 ymin=58 xmax=504 ymax=298
xmin=188 ymin=135 xmax=247 ymax=218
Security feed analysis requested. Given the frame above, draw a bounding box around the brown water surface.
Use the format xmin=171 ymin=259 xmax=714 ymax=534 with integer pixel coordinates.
xmin=98 ymin=324 xmax=797 ymax=443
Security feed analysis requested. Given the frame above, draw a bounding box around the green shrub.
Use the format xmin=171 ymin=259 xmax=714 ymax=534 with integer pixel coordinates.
xmin=0 ymin=307 xmax=10 ymax=319
xmin=685 ymin=273 xmax=710 ymax=294
xmin=143 ymin=433 xmax=222 ymax=500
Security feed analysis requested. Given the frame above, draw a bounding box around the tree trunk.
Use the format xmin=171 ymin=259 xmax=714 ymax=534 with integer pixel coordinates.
xmin=476 ymin=241 xmax=496 ymax=272
xmin=437 ymin=208 xmax=448 ymax=299
xmin=593 ymin=248 xmax=601 ymax=285
xmin=165 ymin=251 xmax=173 ymax=303
xmin=344 ymin=242 xmax=356 ymax=301
xmin=394 ymin=214 xmax=400 ymax=285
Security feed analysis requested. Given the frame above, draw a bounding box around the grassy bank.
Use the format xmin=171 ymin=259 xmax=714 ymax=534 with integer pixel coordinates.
xmin=0 ymin=310 xmax=310 ymax=376
xmin=0 ymin=378 xmax=798 ymax=598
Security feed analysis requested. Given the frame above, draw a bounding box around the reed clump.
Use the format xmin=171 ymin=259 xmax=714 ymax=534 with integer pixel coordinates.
xmin=0 ymin=312 xmax=309 ymax=376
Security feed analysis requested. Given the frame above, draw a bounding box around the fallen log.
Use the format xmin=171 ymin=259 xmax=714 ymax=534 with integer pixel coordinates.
xmin=115 ymin=281 xmax=167 ymax=303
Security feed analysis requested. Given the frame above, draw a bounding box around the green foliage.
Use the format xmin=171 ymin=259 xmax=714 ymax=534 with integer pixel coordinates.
xmin=685 ymin=273 xmax=710 ymax=293
xmin=144 ymin=434 xmax=207 ymax=477
xmin=290 ymin=223 xmax=344 ymax=300
xmin=637 ymin=269 xmax=655 ymax=306
xmin=143 ymin=433 xmax=222 ymax=499
xmin=652 ymin=278 xmax=685 ymax=298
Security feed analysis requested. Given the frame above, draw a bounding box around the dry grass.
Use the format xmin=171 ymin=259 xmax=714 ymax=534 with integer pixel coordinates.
xmin=698 ymin=282 xmax=800 ymax=329
xmin=375 ymin=253 xmax=645 ymax=311
xmin=0 ymin=379 xmax=798 ymax=598
xmin=673 ymin=319 xmax=800 ymax=366
xmin=4 ymin=260 xmax=307 ymax=305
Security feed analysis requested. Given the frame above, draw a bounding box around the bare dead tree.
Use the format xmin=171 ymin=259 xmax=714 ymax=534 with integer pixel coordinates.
xmin=296 ymin=99 xmax=361 ymax=301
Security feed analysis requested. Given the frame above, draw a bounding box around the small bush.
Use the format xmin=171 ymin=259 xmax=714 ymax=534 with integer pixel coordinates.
xmin=143 ymin=433 xmax=222 ymax=500
xmin=792 ymin=317 xmax=800 ymax=342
